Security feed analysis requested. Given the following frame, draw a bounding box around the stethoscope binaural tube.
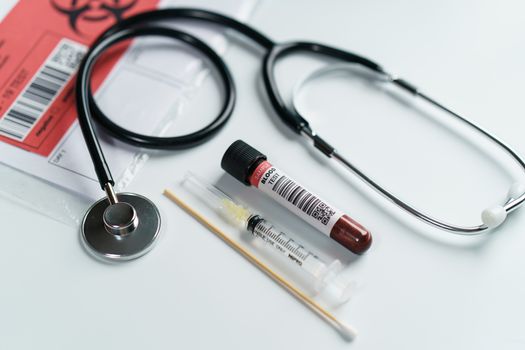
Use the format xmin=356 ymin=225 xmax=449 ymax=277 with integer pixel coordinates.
xmin=284 ymin=62 xmax=525 ymax=233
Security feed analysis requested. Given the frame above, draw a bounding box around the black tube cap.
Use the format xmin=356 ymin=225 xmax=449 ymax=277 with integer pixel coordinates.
xmin=221 ymin=140 xmax=267 ymax=185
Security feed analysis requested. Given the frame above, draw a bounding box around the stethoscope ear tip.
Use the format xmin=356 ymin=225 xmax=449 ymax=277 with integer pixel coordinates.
xmin=481 ymin=182 xmax=525 ymax=229
xmin=481 ymin=205 xmax=507 ymax=229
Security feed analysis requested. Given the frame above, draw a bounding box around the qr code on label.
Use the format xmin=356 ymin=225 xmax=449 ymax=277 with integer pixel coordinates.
xmin=50 ymin=41 xmax=85 ymax=70
xmin=312 ymin=202 xmax=336 ymax=225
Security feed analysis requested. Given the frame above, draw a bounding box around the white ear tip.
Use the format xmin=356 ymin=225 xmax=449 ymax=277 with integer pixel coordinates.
xmin=508 ymin=182 xmax=525 ymax=200
xmin=338 ymin=322 xmax=358 ymax=340
xmin=481 ymin=205 xmax=507 ymax=228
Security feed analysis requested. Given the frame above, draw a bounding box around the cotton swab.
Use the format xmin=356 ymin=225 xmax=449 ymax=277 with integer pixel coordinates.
xmin=163 ymin=189 xmax=357 ymax=340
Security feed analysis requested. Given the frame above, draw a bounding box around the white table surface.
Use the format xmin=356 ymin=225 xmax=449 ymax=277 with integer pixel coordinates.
xmin=2 ymin=1 xmax=525 ymax=349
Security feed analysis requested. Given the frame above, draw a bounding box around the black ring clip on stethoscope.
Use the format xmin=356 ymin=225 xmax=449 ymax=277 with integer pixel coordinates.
xmin=77 ymin=8 xmax=525 ymax=261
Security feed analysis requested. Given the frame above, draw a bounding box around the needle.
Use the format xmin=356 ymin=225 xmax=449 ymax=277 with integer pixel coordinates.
xmin=163 ymin=189 xmax=357 ymax=340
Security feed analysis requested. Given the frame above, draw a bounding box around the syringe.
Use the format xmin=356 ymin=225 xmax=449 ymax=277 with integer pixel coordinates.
xmin=183 ymin=172 xmax=354 ymax=304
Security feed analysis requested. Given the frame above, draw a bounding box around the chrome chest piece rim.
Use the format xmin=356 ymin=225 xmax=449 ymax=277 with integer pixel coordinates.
xmin=81 ymin=192 xmax=161 ymax=261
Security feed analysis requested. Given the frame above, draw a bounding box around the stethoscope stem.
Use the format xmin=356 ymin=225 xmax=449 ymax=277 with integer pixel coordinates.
xmin=104 ymin=183 xmax=119 ymax=205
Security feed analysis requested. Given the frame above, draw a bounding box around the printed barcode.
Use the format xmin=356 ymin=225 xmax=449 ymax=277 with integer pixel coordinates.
xmin=0 ymin=39 xmax=86 ymax=141
xmin=272 ymin=176 xmax=336 ymax=225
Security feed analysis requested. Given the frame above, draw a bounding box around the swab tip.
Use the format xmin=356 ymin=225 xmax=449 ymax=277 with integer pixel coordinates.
xmin=338 ymin=321 xmax=358 ymax=340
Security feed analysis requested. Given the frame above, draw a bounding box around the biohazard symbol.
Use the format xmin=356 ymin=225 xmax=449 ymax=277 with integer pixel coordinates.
xmin=50 ymin=0 xmax=137 ymax=34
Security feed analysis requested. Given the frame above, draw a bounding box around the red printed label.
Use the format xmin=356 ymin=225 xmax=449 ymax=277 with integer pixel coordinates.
xmin=250 ymin=160 xmax=273 ymax=187
xmin=0 ymin=0 xmax=159 ymax=156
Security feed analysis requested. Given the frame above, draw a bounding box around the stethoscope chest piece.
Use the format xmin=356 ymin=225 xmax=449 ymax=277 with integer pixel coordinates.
xmin=81 ymin=192 xmax=161 ymax=261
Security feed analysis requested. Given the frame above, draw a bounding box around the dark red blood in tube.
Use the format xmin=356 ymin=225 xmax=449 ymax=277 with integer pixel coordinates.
xmin=330 ymin=215 xmax=372 ymax=254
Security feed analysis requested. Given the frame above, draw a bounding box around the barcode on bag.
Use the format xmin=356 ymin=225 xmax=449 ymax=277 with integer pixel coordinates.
xmin=0 ymin=39 xmax=86 ymax=141
xmin=272 ymin=176 xmax=337 ymax=225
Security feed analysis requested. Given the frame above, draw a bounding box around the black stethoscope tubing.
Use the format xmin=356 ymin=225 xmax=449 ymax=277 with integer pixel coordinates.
xmin=75 ymin=8 xmax=383 ymax=189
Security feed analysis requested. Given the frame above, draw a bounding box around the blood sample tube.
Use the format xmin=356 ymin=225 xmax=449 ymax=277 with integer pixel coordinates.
xmin=221 ymin=140 xmax=372 ymax=254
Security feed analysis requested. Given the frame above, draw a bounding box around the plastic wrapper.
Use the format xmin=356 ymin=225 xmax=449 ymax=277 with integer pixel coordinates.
xmin=0 ymin=0 xmax=259 ymax=226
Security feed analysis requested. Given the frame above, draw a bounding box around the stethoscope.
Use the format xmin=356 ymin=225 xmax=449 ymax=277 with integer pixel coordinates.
xmin=78 ymin=8 xmax=525 ymax=261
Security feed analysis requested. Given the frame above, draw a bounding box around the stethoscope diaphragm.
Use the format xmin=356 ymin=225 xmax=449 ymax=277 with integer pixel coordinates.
xmin=81 ymin=192 xmax=161 ymax=261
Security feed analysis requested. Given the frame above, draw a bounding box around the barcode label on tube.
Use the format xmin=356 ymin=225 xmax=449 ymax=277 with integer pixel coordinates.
xmin=272 ymin=175 xmax=337 ymax=224
xmin=0 ymin=39 xmax=86 ymax=141
xmin=256 ymin=165 xmax=344 ymax=235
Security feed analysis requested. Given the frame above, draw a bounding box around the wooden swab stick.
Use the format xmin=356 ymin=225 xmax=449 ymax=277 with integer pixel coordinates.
xmin=163 ymin=189 xmax=357 ymax=340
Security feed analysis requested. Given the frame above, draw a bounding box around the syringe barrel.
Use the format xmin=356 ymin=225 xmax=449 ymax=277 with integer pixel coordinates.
xmin=247 ymin=216 xmax=329 ymax=281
